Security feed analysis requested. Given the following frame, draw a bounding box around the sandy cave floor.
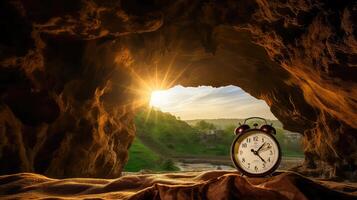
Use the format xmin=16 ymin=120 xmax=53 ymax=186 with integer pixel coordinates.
xmin=0 ymin=171 xmax=357 ymax=200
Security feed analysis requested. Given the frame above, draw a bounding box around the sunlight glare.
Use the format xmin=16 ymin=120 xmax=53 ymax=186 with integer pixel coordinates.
xmin=150 ymin=90 xmax=169 ymax=108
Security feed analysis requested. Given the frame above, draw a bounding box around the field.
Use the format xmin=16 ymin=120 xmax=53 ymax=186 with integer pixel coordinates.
xmin=125 ymin=108 xmax=304 ymax=172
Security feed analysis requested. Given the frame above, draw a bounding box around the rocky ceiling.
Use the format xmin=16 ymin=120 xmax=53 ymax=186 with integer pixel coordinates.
xmin=0 ymin=0 xmax=356 ymax=179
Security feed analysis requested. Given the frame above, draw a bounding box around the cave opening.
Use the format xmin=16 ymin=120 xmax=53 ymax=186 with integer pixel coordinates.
xmin=124 ymin=85 xmax=303 ymax=173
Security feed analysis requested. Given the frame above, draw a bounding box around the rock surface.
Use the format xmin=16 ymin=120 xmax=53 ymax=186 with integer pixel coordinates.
xmin=0 ymin=1 xmax=356 ymax=179
xmin=0 ymin=171 xmax=356 ymax=200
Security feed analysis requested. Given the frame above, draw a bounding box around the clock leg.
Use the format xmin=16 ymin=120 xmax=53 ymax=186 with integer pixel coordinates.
xmin=265 ymin=174 xmax=272 ymax=178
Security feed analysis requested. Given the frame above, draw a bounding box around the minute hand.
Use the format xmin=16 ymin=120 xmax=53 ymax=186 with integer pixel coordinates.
xmin=259 ymin=145 xmax=272 ymax=153
xmin=257 ymin=142 xmax=266 ymax=152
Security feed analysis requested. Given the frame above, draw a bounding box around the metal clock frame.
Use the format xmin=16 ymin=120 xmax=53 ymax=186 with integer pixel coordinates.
xmin=230 ymin=128 xmax=282 ymax=177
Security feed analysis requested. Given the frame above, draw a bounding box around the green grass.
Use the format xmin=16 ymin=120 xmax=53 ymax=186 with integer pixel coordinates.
xmin=124 ymin=138 xmax=180 ymax=172
xmin=124 ymin=138 xmax=161 ymax=172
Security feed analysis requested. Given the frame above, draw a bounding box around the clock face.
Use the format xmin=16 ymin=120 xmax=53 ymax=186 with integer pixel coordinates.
xmin=231 ymin=129 xmax=281 ymax=176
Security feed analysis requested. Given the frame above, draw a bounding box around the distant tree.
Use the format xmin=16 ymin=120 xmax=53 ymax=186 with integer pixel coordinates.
xmin=224 ymin=125 xmax=236 ymax=135
xmin=195 ymin=120 xmax=216 ymax=131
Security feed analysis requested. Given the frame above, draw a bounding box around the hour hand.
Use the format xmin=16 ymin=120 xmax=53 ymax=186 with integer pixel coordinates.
xmin=251 ymin=149 xmax=266 ymax=163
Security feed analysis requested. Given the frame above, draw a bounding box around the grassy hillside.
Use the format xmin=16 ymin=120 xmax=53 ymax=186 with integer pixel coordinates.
xmin=124 ymin=138 xmax=160 ymax=171
xmin=124 ymin=138 xmax=179 ymax=172
xmin=134 ymin=109 xmax=234 ymax=157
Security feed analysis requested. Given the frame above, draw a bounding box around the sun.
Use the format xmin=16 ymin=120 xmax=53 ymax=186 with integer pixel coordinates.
xmin=150 ymin=90 xmax=169 ymax=108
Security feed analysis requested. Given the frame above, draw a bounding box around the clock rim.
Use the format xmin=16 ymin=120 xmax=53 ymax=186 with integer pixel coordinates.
xmin=230 ymin=129 xmax=282 ymax=177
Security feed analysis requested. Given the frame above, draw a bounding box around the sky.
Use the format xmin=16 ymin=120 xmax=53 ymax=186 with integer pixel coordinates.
xmin=149 ymin=85 xmax=277 ymax=120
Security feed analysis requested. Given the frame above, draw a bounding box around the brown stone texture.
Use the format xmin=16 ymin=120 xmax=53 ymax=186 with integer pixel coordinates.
xmin=0 ymin=171 xmax=357 ymax=199
xmin=0 ymin=0 xmax=356 ymax=179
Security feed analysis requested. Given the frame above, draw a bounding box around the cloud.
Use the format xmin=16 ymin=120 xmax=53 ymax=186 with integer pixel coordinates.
xmin=153 ymin=85 xmax=277 ymax=120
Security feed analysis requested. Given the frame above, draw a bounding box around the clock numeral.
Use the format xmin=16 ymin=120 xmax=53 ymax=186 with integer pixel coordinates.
xmin=270 ymin=150 xmax=273 ymax=155
xmin=247 ymin=163 xmax=250 ymax=168
xmin=246 ymin=138 xmax=251 ymax=143
xmin=242 ymin=158 xmax=245 ymax=163
xmin=253 ymin=136 xmax=258 ymax=141
xmin=262 ymin=138 xmax=265 ymax=142
xmin=242 ymin=143 xmax=247 ymax=148
xmin=239 ymin=150 xmax=243 ymax=155
xmin=254 ymin=166 xmax=258 ymax=171
xmin=262 ymin=163 xmax=266 ymax=168
xmin=267 ymin=157 xmax=271 ymax=162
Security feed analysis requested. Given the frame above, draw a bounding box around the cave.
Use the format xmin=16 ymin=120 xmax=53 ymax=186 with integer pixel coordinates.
xmin=0 ymin=0 xmax=357 ymax=199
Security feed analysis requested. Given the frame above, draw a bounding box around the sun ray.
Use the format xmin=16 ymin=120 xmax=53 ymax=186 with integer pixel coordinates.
xmin=144 ymin=105 xmax=153 ymax=122
xmin=113 ymin=43 xmax=191 ymax=122
xmin=160 ymin=50 xmax=179 ymax=89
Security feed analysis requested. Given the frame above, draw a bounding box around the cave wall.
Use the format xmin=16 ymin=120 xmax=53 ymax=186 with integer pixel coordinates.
xmin=0 ymin=1 xmax=139 ymax=178
xmin=0 ymin=0 xmax=356 ymax=179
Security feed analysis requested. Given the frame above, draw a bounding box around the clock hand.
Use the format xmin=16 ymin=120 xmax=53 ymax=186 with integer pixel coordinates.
xmin=256 ymin=152 xmax=266 ymax=163
xmin=256 ymin=142 xmax=266 ymax=152
xmin=259 ymin=145 xmax=272 ymax=153
xmin=251 ymin=149 xmax=266 ymax=163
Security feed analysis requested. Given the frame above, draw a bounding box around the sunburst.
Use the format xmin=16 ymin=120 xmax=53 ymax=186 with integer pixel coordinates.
xmin=149 ymin=90 xmax=169 ymax=108
xmin=120 ymin=53 xmax=190 ymax=122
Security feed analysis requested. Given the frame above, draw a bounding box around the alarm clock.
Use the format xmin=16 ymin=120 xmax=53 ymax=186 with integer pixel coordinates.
xmin=231 ymin=117 xmax=281 ymax=177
